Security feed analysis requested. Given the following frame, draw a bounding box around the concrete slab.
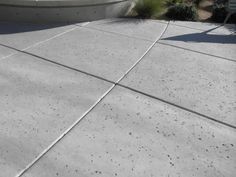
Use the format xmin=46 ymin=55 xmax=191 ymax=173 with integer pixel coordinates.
xmin=0 ymin=45 xmax=16 ymax=59
xmin=26 ymin=27 xmax=152 ymax=81
xmin=160 ymin=24 xmax=236 ymax=61
xmin=77 ymin=18 xmax=125 ymax=26
xmin=86 ymin=18 xmax=168 ymax=41
xmin=0 ymin=22 xmax=77 ymax=50
xmin=21 ymin=86 xmax=236 ymax=177
xmin=121 ymin=44 xmax=236 ymax=127
xmin=170 ymin=21 xmax=236 ymax=34
xmin=0 ymin=53 xmax=112 ymax=177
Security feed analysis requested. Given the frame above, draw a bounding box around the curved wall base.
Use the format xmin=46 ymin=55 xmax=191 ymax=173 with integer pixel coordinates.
xmin=0 ymin=1 xmax=133 ymax=23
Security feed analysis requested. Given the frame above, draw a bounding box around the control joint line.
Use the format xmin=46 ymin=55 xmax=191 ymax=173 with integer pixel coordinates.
xmin=15 ymin=21 xmax=169 ymax=177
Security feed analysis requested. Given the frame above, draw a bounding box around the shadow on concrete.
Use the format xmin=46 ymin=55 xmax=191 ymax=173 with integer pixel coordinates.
xmin=102 ymin=17 xmax=154 ymax=25
xmin=0 ymin=22 xmax=73 ymax=34
xmin=162 ymin=26 xmax=236 ymax=44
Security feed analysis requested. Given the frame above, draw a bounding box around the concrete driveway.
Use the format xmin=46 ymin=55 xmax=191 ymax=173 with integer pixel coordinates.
xmin=0 ymin=19 xmax=236 ymax=177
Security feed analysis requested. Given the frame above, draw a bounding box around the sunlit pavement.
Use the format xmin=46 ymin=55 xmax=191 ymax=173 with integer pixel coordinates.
xmin=0 ymin=19 xmax=236 ymax=177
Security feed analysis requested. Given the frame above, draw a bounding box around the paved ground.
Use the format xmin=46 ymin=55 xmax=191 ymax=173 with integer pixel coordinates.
xmin=0 ymin=19 xmax=236 ymax=177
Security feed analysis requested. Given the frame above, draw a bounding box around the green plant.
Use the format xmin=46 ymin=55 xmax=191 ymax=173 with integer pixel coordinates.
xmin=165 ymin=3 xmax=198 ymax=21
xmin=134 ymin=0 xmax=164 ymax=18
xmin=165 ymin=0 xmax=183 ymax=7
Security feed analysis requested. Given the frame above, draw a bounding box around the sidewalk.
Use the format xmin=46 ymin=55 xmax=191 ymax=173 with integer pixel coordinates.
xmin=0 ymin=19 xmax=235 ymax=177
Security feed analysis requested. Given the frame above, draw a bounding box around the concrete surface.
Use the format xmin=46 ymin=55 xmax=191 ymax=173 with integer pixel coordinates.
xmin=0 ymin=19 xmax=235 ymax=177
xmin=0 ymin=22 xmax=76 ymax=50
xmin=160 ymin=24 xmax=236 ymax=61
xmin=0 ymin=53 xmax=112 ymax=177
xmin=26 ymin=27 xmax=153 ymax=81
xmin=121 ymin=44 xmax=236 ymax=127
xmin=86 ymin=18 xmax=168 ymax=41
xmin=0 ymin=45 xmax=16 ymax=59
xmin=169 ymin=21 xmax=236 ymax=34
xmin=21 ymin=87 xmax=236 ymax=177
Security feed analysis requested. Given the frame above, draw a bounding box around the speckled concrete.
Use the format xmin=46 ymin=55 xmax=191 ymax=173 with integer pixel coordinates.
xmin=0 ymin=22 xmax=77 ymax=50
xmin=26 ymin=27 xmax=153 ymax=81
xmin=0 ymin=19 xmax=235 ymax=177
xmin=121 ymin=44 xmax=236 ymax=127
xmin=160 ymin=24 xmax=236 ymax=61
xmin=21 ymin=87 xmax=236 ymax=177
xmin=0 ymin=53 xmax=112 ymax=177
xmin=86 ymin=18 xmax=168 ymax=41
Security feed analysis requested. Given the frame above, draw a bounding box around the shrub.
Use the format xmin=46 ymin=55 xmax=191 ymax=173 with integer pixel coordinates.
xmin=166 ymin=3 xmax=198 ymax=21
xmin=165 ymin=0 xmax=183 ymax=7
xmin=211 ymin=0 xmax=236 ymax=23
xmin=134 ymin=0 xmax=163 ymax=18
xmin=193 ymin=0 xmax=202 ymax=6
xmin=165 ymin=0 xmax=200 ymax=7
xmin=212 ymin=6 xmax=227 ymax=22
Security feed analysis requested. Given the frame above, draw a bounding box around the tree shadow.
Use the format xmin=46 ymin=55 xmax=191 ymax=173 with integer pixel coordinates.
xmin=162 ymin=26 xmax=236 ymax=44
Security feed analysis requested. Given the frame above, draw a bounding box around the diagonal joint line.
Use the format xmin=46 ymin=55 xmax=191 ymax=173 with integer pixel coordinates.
xmin=0 ymin=22 xmax=89 ymax=61
xmin=0 ymin=43 xmax=115 ymax=84
xmin=15 ymin=21 xmax=170 ymax=177
xmin=82 ymin=25 xmax=154 ymax=42
xmin=118 ymin=84 xmax=236 ymax=130
xmin=115 ymin=21 xmax=170 ymax=84
xmin=2 ymin=22 xmax=233 ymax=130
xmin=157 ymin=42 xmax=236 ymax=63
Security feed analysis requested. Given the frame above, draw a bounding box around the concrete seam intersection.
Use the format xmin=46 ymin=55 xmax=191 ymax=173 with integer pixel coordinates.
xmin=2 ymin=43 xmax=234 ymax=130
xmin=81 ymin=22 xmax=235 ymax=62
xmin=14 ymin=21 xmax=170 ymax=177
xmin=118 ymin=84 xmax=236 ymax=130
xmin=1 ymin=21 xmax=235 ymax=130
xmin=0 ymin=44 xmax=115 ymax=84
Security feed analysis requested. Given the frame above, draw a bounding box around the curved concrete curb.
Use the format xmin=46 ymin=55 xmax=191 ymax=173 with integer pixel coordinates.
xmin=0 ymin=0 xmax=133 ymax=23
